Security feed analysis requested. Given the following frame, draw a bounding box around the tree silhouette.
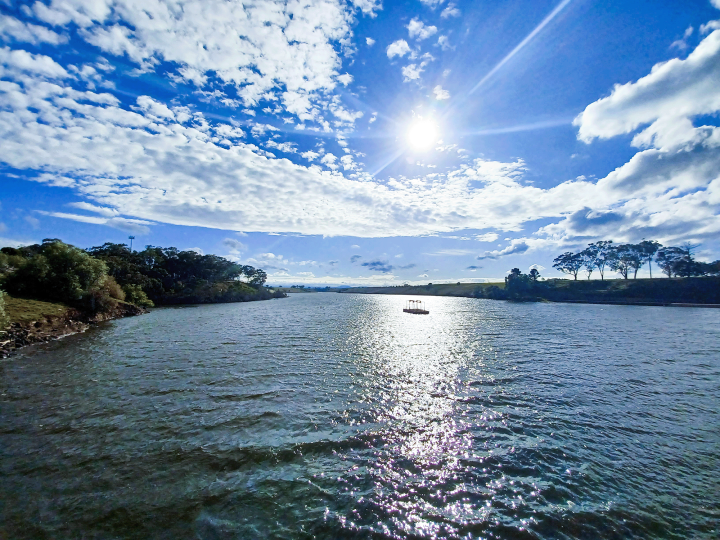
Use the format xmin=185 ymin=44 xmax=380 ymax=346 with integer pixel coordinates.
xmin=637 ymin=240 xmax=662 ymax=278
xmin=552 ymin=252 xmax=583 ymax=280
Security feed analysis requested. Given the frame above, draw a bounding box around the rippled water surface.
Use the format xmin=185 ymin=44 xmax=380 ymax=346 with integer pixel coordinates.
xmin=1 ymin=293 xmax=719 ymax=539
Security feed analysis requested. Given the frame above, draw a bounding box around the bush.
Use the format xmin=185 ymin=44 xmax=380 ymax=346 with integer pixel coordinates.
xmin=85 ymin=276 xmax=126 ymax=313
xmin=0 ymin=289 xmax=9 ymax=331
xmin=2 ymin=240 xmax=108 ymax=307
xmin=122 ymin=284 xmax=154 ymax=307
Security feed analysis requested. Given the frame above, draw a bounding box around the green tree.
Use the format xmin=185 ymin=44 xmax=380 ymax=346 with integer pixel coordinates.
xmin=637 ymin=240 xmax=662 ymax=278
xmin=3 ymin=240 xmax=109 ymax=308
xmin=580 ymin=245 xmax=598 ymax=279
xmin=552 ymin=252 xmax=583 ymax=280
xmin=656 ymin=247 xmax=685 ymax=277
xmin=122 ymin=284 xmax=154 ymax=307
xmin=529 ymin=268 xmax=541 ymax=281
xmin=588 ymin=240 xmax=614 ymax=280
xmin=609 ymin=244 xmax=643 ymax=279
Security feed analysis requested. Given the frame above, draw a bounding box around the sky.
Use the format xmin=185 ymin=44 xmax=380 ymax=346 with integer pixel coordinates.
xmin=1 ymin=0 xmax=720 ymax=286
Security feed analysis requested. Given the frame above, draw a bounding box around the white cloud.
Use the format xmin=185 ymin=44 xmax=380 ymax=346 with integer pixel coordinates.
xmin=433 ymin=85 xmax=450 ymax=100
xmin=0 ymin=46 xmax=69 ymax=78
xmin=386 ymin=39 xmax=411 ymax=58
xmin=265 ymin=140 xmax=297 ymax=153
xmin=349 ymin=0 xmax=382 ymax=17
xmin=68 ymin=202 xmax=119 ymax=217
xmin=37 ymin=211 xmax=152 ymax=234
xmin=366 ymin=37 xmax=375 ymax=46
xmin=407 ymin=18 xmax=437 ymax=40
xmin=441 ymin=3 xmax=460 ymax=18
xmin=701 ymin=20 xmax=720 ymax=34
xmin=22 ymin=0 xmax=359 ymax=123
xmin=301 ymin=150 xmax=320 ymax=161
xmin=712 ymin=0 xmax=720 ymax=10
xmin=418 ymin=0 xmax=445 ymax=7
xmin=475 ymin=233 xmax=499 ymax=242
xmin=437 ymin=35 xmax=452 ymax=50
xmin=477 ymin=240 xmax=530 ymax=260
xmin=1 ymin=34 xmax=718 ymax=246
xmin=402 ymin=63 xmax=424 ymax=81
xmin=575 ymin=30 xmax=720 ymax=144
xmin=320 ymin=152 xmax=338 ymax=169
xmin=0 ymin=14 xmax=67 ymax=45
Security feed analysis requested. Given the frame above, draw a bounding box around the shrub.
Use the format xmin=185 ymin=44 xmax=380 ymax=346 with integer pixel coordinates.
xmin=0 ymin=289 xmax=9 ymax=331
xmin=3 ymin=240 xmax=108 ymax=307
xmin=122 ymin=284 xmax=154 ymax=307
xmin=85 ymin=276 xmax=126 ymax=313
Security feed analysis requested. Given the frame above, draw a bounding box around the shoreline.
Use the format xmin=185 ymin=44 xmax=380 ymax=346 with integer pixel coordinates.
xmin=0 ymin=302 xmax=147 ymax=359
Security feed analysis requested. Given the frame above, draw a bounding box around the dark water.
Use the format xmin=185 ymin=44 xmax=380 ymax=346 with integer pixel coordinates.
xmin=1 ymin=294 xmax=718 ymax=539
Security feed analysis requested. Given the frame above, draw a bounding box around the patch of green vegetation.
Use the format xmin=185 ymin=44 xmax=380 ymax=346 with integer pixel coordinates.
xmin=3 ymin=295 xmax=71 ymax=325
xmin=273 ymin=287 xmax=317 ymax=293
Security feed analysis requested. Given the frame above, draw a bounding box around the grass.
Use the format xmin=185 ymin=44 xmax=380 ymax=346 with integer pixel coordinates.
xmin=4 ymin=295 xmax=72 ymax=325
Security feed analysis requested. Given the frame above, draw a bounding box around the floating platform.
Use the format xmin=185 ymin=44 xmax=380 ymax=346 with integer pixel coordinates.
xmin=403 ymin=300 xmax=429 ymax=314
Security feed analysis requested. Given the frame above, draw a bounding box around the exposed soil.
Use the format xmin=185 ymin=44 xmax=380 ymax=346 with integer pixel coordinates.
xmin=0 ymin=302 xmax=146 ymax=358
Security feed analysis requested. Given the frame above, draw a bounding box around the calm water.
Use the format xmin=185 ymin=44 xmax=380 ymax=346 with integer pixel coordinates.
xmin=1 ymin=294 xmax=718 ymax=539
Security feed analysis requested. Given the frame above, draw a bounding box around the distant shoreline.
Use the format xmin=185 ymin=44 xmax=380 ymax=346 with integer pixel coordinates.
xmin=333 ymin=277 xmax=720 ymax=307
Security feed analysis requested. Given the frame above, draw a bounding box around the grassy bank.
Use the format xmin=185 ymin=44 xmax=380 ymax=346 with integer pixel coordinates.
xmin=336 ymin=277 xmax=720 ymax=305
xmin=4 ymin=296 xmax=72 ymax=325
xmin=1 ymin=295 xmax=146 ymax=358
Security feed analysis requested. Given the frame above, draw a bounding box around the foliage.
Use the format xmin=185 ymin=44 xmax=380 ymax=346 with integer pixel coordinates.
xmin=552 ymin=252 xmax=583 ymax=280
xmin=554 ymin=239 xmax=715 ymax=280
xmin=122 ymin=284 xmax=154 ymax=307
xmin=636 ymin=240 xmax=662 ymax=278
xmin=87 ymin=242 xmax=269 ymax=303
xmin=0 ymin=239 xmax=280 ymax=313
xmin=529 ymin=268 xmax=541 ymax=281
xmin=587 ymin=240 xmax=614 ymax=280
xmin=608 ymin=244 xmax=643 ymax=279
xmin=0 ymin=289 xmax=9 ymax=331
xmin=2 ymin=240 xmax=109 ymax=310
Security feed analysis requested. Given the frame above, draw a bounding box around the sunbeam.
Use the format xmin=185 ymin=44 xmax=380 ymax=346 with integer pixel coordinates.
xmin=469 ymin=0 xmax=574 ymax=95
xmin=461 ymin=117 xmax=574 ymax=136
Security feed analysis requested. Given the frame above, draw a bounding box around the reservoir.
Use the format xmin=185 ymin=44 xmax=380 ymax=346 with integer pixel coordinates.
xmin=1 ymin=293 xmax=718 ymax=539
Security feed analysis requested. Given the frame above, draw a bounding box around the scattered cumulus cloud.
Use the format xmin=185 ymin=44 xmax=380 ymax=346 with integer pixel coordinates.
xmin=407 ymin=18 xmax=437 ymax=40
xmin=477 ymin=240 xmax=530 ymax=260
xmin=433 ymin=85 xmax=450 ymax=100
xmin=387 ymin=39 xmax=411 ymax=58
xmin=366 ymin=37 xmax=375 ymax=46
xmin=441 ymin=3 xmax=460 ymax=18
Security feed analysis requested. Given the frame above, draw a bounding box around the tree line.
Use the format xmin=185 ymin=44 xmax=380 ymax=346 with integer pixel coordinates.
xmin=0 ymin=239 xmax=283 ymax=315
xmin=552 ymin=240 xmax=720 ymax=280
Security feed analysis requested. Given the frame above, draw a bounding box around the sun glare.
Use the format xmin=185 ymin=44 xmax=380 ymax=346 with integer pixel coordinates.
xmin=407 ymin=119 xmax=439 ymax=152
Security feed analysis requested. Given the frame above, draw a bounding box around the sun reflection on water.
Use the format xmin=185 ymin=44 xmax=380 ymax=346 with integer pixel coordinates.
xmin=337 ymin=295 xmax=495 ymax=536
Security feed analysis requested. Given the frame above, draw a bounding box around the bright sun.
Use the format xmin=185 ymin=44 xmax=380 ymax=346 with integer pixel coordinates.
xmin=407 ymin=119 xmax=438 ymax=152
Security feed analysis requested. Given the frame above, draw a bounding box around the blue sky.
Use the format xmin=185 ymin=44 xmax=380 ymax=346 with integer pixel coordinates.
xmin=1 ymin=0 xmax=720 ymax=286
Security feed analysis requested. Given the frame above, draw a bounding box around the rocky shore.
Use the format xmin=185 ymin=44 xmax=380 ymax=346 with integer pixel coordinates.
xmin=0 ymin=302 xmax=146 ymax=359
